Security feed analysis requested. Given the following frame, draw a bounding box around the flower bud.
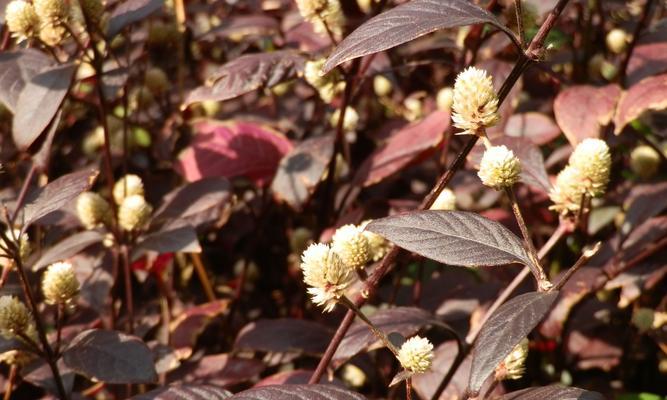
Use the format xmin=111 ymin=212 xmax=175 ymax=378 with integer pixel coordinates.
xmin=295 ymin=0 xmax=345 ymax=39
xmin=331 ymin=224 xmax=371 ymax=269
xmin=42 ymin=261 xmax=80 ymax=305
xmin=606 ymin=28 xmax=629 ymax=54
xmin=330 ymin=107 xmax=359 ymax=132
xmin=430 ymin=188 xmax=456 ymax=211
xmin=569 ymin=138 xmax=611 ymax=197
xmin=496 ymin=338 xmax=528 ymax=381
xmin=403 ymin=95 xmax=423 ymax=122
xmin=549 ymin=165 xmax=586 ymax=215
xmin=373 ymin=75 xmax=393 ymax=97
xmin=113 ymin=174 xmax=144 ymax=205
xmin=0 ymin=296 xmax=34 ymax=340
xmin=359 ymin=220 xmax=391 ymax=262
xmin=118 ymin=195 xmax=152 ymax=231
xmin=478 ymin=145 xmax=522 ymax=189
xmin=144 ymin=67 xmax=170 ymax=95
xmin=5 ymin=0 xmax=40 ymax=40
xmin=34 ymin=0 xmax=68 ymax=24
xmin=397 ymin=336 xmax=434 ymax=374
xmin=76 ymin=191 xmax=112 ymax=229
xmin=630 ymin=145 xmax=660 ymax=179
xmin=341 ymin=363 xmax=366 ymax=387
xmin=300 ymin=243 xmax=354 ymax=312
xmin=452 ymin=67 xmax=500 ymax=134
xmin=436 ymin=87 xmax=454 ymax=112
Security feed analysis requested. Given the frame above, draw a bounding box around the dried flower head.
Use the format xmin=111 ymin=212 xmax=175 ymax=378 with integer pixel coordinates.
xmin=330 ymin=107 xmax=359 ymax=132
xmin=76 ymin=191 xmax=112 ymax=229
xmin=496 ymin=338 xmax=529 ymax=381
xmin=359 ymin=220 xmax=391 ymax=262
xmin=430 ymin=188 xmax=456 ymax=211
xmin=332 ymin=224 xmax=371 ymax=269
xmin=300 ymin=243 xmax=354 ymax=312
xmin=118 ymin=195 xmax=153 ymax=231
xmin=397 ymin=336 xmax=434 ymax=374
xmin=606 ymin=28 xmax=630 ymax=54
xmin=478 ymin=145 xmax=522 ymax=189
xmin=630 ymin=145 xmax=660 ymax=179
xmin=113 ymin=174 xmax=144 ymax=205
xmin=548 ymin=164 xmax=586 ymax=215
xmin=34 ymin=0 xmax=68 ymax=24
xmin=0 ymin=296 xmax=34 ymax=340
xmin=569 ymin=138 xmax=611 ymax=197
xmin=144 ymin=67 xmax=170 ymax=95
xmin=295 ymin=0 xmax=345 ymax=38
xmin=451 ymin=67 xmax=500 ymax=134
xmin=304 ymin=58 xmax=341 ymax=103
xmin=436 ymin=87 xmax=454 ymax=112
xmin=42 ymin=261 xmax=80 ymax=305
xmin=5 ymin=1 xmax=40 ymax=40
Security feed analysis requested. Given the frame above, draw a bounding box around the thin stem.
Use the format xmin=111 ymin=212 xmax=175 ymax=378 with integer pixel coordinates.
xmin=3 ymin=365 xmax=16 ymax=400
xmin=308 ymin=310 xmax=355 ymax=383
xmin=120 ymin=244 xmax=134 ymax=333
xmin=551 ymin=242 xmax=600 ymax=292
xmin=406 ymin=378 xmax=413 ymax=400
xmin=190 ymin=253 xmax=216 ymax=302
xmin=505 ymin=187 xmax=551 ymax=291
xmin=340 ymin=296 xmax=399 ymax=356
xmin=55 ymin=303 xmax=64 ymax=356
xmin=514 ymin=0 xmax=526 ymax=48
xmin=618 ymin=0 xmax=655 ymax=83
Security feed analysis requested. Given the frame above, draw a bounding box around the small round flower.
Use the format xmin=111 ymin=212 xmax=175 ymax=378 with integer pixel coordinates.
xmin=144 ymin=67 xmax=170 ymax=95
xmin=304 ymin=58 xmax=341 ymax=103
xmin=630 ymin=145 xmax=660 ymax=179
xmin=300 ymin=243 xmax=354 ymax=312
xmin=331 ymin=224 xmax=371 ymax=269
xmin=373 ymin=75 xmax=393 ymax=97
xmin=42 ymin=261 xmax=80 ymax=305
xmin=0 ymin=296 xmax=34 ymax=340
xmin=76 ymin=192 xmax=112 ymax=229
xmin=330 ymin=107 xmax=359 ymax=132
xmin=397 ymin=336 xmax=434 ymax=374
xmin=0 ymin=229 xmax=31 ymax=265
xmin=496 ymin=338 xmax=529 ymax=381
xmin=403 ymin=96 xmax=424 ymax=122
xmin=436 ymin=87 xmax=454 ymax=112
xmin=359 ymin=220 xmax=391 ymax=262
xmin=34 ymin=0 xmax=68 ymax=24
xmin=5 ymin=0 xmax=40 ymax=40
xmin=430 ymin=188 xmax=456 ymax=211
xmin=113 ymin=174 xmax=144 ymax=205
xmin=295 ymin=0 xmax=345 ymax=38
xmin=478 ymin=145 xmax=522 ymax=189
xmin=451 ymin=67 xmax=500 ymax=134
xmin=548 ymin=165 xmax=586 ymax=215
xmin=606 ymin=28 xmax=629 ymax=54
xmin=569 ymin=138 xmax=611 ymax=197
xmin=118 ymin=195 xmax=152 ymax=231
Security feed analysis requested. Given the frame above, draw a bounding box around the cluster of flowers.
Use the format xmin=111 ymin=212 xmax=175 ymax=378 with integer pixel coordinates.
xmin=295 ymin=0 xmax=345 ymax=39
xmin=4 ymin=0 xmax=103 ymax=45
xmin=76 ymin=174 xmax=153 ymax=233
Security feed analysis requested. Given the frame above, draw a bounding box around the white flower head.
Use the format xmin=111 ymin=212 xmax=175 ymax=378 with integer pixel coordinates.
xmin=478 ymin=145 xmax=522 ymax=189
xmin=496 ymin=338 xmax=529 ymax=380
xmin=549 ymin=164 xmax=587 ymax=216
xmin=569 ymin=138 xmax=611 ymax=197
xmin=331 ymin=224 xmax=371 ymax=269
xmin=397 ymin=336 xmax=434 ymax=374
xmin=451 ymin=67 xmax=500 ymax=134
xmin=113 ymin=174 xmax=144 ymax=205
xmin=300 ymin=243 xmax=354 ymax=312
xmin=42 ymin=261 xmax=80 ymax=305
xmin=359 ymin=220 xmax=391 ymax=262
xmin=5 ymin=1 xmax=40 ymax=40
xmin=430 ymin=188 xmax=456 ymax=211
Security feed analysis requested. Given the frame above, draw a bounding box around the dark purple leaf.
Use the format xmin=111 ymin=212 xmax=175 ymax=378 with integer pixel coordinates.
xmin=235 ymin=319 xmax=333 ymax=355
xmin=107 ymin=0 xmax=164 ymax=37
xmin=626 ymin=20 xmax=667 ymax=85
xmin=12 ymin=63 xmax=76 ymax=150
xmin=468 ymin=291 xmax=559 ymax=394
xmin=498 ymin=385 xmax=605 ymax=400
xmin=23 ymin=358 xmax=75 ymax=397
xmin=33 ymin=109 xmax=61 ymax=171
xmin=254 ymin=370 xmax=342 ymax=386
xmin=133 ymin=226 xmax=201 ymax=260
xmin=412 ymin=341 xmax=471 ymax=400
xmin=169 ymin=353 xmax=264 ymax=387
xmin=63 ymin=329 xmax=158 ymax=384
xmin=622 ymin=181 xmax=667 ymax=235
xmin=185 ymin=51 xmax=305 ymax=105
xmin=323 ymin=0 xmax=517 ymax=73
xmin=31 ymin=230 xmax=104 ymax=271
xmin=614 ymin=73 xmax=667 ymax=134
xmin=229 ymin=384 xmax=367 ymax=400
xmin=0 ymin=49 xmax=52 ymax=112
xmin=271 ymin=135 xmax=334 ymax=210
xmin=22 ymin=169 xmax=99 ymax=229
xmin=368 ymin=210 xmax=532 ymax=267
xmin=171 ymin=300 xmax=230 ymax=360
xmin=129 ymin=384 xmax=232 ymax=399
xmin=333 ymin=307 xmax=433 ymax=365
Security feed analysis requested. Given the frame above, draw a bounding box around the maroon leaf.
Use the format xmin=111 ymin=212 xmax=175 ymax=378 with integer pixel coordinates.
xmin=553 ymin=84 xmax=621 ymax=145
xmin=367 ymin=211 xmax=532 ymax=267
xmin=498 ymin=385 xmax=605 ymax=400
xmin=333 ymin=307 xmax=433 ymax=365
xmin=254 ymin=370 xmax=342 ymax=386
xmin=33 ymin=109 xmax=62 ymax=171
xmin=503 ymin=112 xmax=561 ymax=145
xmin=468 ymin=291 xmax=559 ymax=394
xmin=129 ymin=384 xmax=232 ymax=399
xmin=0 ymin=49 xmax=52 ymax=112
xmin=22 ymin=169 xmax=99 ymax=229
xmin=171 ymin=300 xmax=230 ymax=360
xmin=626 ymin=20 xmax=667 ymax=85
xmin=63 ymin=329 xmax=158 ymax=384
xmin=107 ymin=0 xmax=164 ymax=37
xmin=151 ymin=177 xmax=231 ymax=230
xmin=176 ymin=120 xmax=292 ymax=186
xmin=12 ymin=63 xmax=76 ymax=150
xmin=621 ymin=181 xmax=667 ymax=235
xmin=184 ymin=51 xmax=305 ymax=106
xmin=354 ymin=111 xmax=449 ymax=187
xmin=31 ymin=230 xmax=104 ymax=271
xmin=169 ymin=354 xmax=264 ymax=387
xmin=235 ymin=319 xmax=333 ymax=355
xmin=271 ymin=135 xmax=334 ymax=210
xmin=322 ymin=0 xmax=518 ymax=73
xmin=229 ymin=384 xmax=367 ymax=400
xmin=614 ymin=73 xmax=667 ymax=134
xmin=133 ymin=226 xmax=201 ymax=260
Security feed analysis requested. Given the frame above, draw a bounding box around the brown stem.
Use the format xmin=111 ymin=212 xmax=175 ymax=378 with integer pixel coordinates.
xmin=340 ymin=296 xmax=399 ymax=356
xmin=618 ymin=0 xmax=655 ymax=83
xmin=120 ymin=244 xmax=134 ymax=333
xmin=406 ymin=378 xmax=413 ymax=400
xmin=3 ymin=365 xmax=16 ymax=400
xmin=190 ymin=253 xmax=216 ymax=302
xmin=551 ymin=242 xmax=600 ymax=292
xmin=308 ymin=309 xmax=355 ymax=384
xmin=514 ymin=0 xmax=526 ymax=48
